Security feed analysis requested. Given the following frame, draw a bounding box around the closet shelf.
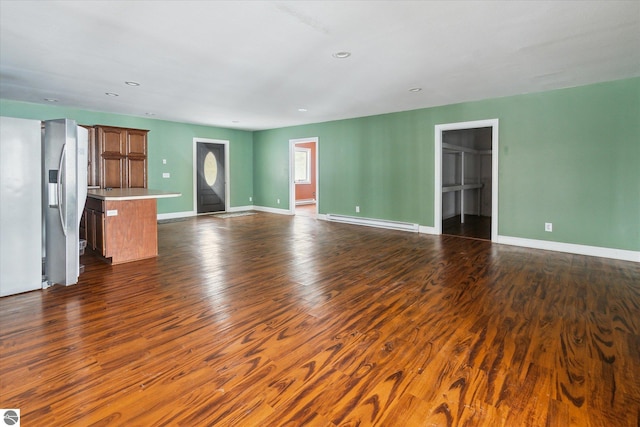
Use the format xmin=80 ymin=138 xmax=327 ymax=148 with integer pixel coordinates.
xmin=442 ymin=142 xmax=491 ymax=155
xmin=441 ymin=143 xmax=488 ymax=223
xmin=442 ymin=183 xmax=483 ymax=193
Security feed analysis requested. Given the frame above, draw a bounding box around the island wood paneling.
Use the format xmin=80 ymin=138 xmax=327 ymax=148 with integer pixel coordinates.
xmin=103 ymin=198 xmax=157 ymax=264
xmin=0 ymin=213 xmax=638 ymax=426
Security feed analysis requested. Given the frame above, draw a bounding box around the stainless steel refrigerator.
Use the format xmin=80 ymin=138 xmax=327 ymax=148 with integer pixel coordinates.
xmin=0 ymin=117 xmax=88 ymax=297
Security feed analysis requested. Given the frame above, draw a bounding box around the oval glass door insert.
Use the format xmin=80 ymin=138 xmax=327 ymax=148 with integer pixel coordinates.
xmin=204 ymin=152 xmax=218 ymax=186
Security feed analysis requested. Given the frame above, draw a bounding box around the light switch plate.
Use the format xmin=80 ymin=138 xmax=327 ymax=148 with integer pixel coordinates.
xmin=162 ymin=172 xmax=170 ymax=178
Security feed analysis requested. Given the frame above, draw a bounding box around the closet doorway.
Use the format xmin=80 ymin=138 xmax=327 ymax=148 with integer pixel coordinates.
xmin=434 ymin=119 xmax=498 ymax=241
xmin=289 ymin=137 xmax=318 ymax=217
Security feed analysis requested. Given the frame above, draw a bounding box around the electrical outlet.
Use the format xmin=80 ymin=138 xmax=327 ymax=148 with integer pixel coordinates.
xmin=162 ymin=159 xmax=167 ymax=164
xmin=277 ymin=198 xmax=280 ymax=204
xmin=545 ymin=222 xmax=553 ymax=232
xmin=249 ymin=196 xmax=252 ymax=202
xmin=162 ymin=172 xmax=170 ymax=178
xmin=356 ymin=206 xmax=360 ymax=213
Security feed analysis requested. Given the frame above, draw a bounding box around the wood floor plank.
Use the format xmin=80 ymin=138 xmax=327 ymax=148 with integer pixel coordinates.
xmin=1 ymin=213 xmax=639 ymax=426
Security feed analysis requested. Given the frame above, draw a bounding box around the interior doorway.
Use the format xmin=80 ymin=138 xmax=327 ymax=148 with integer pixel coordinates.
xmin=193 ymin=138 xmax=229 ymax=214
xmin=434 ymin=120 xmax=499 ymax=241
xmin=289 ymin=137 xmax=318 ymax=217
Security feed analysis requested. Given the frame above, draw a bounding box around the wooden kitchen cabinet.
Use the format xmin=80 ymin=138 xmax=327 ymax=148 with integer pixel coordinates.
xmin=95 ymin=125 xmax=148 ymax=189
xmin=85 ymin=189 xmax=180 ymax=264
xmin=84 ymin=197 xmax=106 ymax=256
xmin=94 ymin=209 xmax=105 ymax=256
xmin=85 ymin=193 xmax=162 ymax=264
xmin=97 ymin=126 xmax=126 ymax=188
xmin=125 ymin=128 xmax=147 ymax=188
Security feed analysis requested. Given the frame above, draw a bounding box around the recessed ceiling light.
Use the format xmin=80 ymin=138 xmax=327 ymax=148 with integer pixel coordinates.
xmin=145 ymin=112 xmax=155 ymax=116
xmin=409 ymin=87 xmax=422 ymax=92
xmin=125 ymin=81 xmax=140 ymax=86
xmin=44 ymin=98 xmax=58 ymax=102
xmin=105 ymin=92 xmax=119 ymax=97
xmin=332 ymin=51 xmax=351 ymax=59
xmin=298 ymin=108 xmax=308 ymax=112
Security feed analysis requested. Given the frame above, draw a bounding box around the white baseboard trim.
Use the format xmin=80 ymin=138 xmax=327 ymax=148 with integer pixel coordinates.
xmin=157 ymin=209 xmax=637 ymax=263
xmin=253 ymin=206 xmax=294 ymax=215
xmin=228 ymin=205 xmax=254 ymax=213
xmin=158 ymin=206 xmax=256 ymax=220
xmin=157 ymin=211 xmax=195 ymax=221
xmin=419 ymin=225 xmax=437 ymax=235
xmin=497 ymin=235 xmax=640 ymax=262
xmin=295 ymin=199 xmax=316 ymax=206
xmin=325 ymin=214 xmax=419 ymax=232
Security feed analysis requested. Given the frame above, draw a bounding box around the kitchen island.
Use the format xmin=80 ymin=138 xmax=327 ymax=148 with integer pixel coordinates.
xmin=84 ymin=189 xmax=181 ymax=264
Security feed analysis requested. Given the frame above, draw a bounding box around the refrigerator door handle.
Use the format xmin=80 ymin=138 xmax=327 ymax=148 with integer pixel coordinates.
xmin=57 ymin=143 xmax=67 ymax=236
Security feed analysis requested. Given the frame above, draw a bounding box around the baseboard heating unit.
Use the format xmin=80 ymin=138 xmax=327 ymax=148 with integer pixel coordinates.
xmin=325 ymin=214 xmax=419 ymax=232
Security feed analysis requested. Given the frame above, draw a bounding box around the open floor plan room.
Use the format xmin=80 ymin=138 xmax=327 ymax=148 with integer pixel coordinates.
xmin=1 ymin=213 xmax=638 ymax=426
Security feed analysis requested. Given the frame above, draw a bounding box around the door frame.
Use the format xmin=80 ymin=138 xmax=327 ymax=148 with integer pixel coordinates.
xmin=434 ymin=119 xmax=499 ymax=241
xmin=193 ymin=138 xmax=230 ymax=214
xmin=289 ymin=137 xmax=319 ymax=215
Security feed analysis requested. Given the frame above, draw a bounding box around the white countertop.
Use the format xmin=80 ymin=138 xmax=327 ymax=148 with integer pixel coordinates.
xmin=87 ymin=188 xmax=182 ymax=201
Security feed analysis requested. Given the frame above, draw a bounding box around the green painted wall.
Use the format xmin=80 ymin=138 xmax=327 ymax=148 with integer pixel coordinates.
xmin=2 ymin=77 xmax=638 ymax=252
xmin=253 ymin=78 xmax=640 ymax=252
xmin=0 ymin=100 xmax=253 ymax=214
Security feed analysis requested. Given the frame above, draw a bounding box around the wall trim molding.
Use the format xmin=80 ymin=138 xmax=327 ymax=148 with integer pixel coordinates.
xmin=228 ymin=205 xmax=254 ymax=213
xmin=497 ymin=235 xmax=640 ymax=262
xmin=157 ymin=211 xmax=195 ymax=221
xmin=419 ymin=225 xmax=437 ymax=234
xmin=253 ymin=206 xmax=294 ymax=215
xmin=157 ymin=205 xmax=255 ymax=220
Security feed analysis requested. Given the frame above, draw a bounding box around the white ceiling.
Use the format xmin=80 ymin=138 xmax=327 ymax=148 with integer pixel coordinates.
xmin=1 ymin=1 xmax=639 ymax=131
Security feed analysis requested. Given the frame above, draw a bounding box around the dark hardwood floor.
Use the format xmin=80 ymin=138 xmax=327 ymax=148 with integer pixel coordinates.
xmin=443 ymin=215 xmax=491 ymax=240
xmin=1 ymin=213 xmax=639 ymax=426
xmin=296 ymin=203 xmax=317 ymax=218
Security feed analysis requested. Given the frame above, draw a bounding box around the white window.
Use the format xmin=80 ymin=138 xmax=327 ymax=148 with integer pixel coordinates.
xmin=294 ymin=147 xmax=311 ymax=184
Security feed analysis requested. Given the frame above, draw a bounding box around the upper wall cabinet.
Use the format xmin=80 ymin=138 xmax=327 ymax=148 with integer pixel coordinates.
xmin=125 ymin=128 xmax=148 ymax=188
xmin=97 ymin=126 xmax=126 ymax=188
xmin=94 ymin=125 xmax=149 ymax=189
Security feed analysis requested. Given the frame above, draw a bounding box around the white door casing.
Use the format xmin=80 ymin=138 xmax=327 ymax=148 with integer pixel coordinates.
xmin=434 ymin=119 xmax=499 ymax=241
